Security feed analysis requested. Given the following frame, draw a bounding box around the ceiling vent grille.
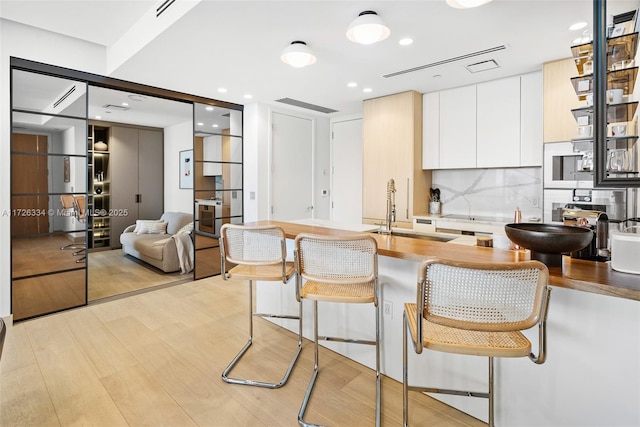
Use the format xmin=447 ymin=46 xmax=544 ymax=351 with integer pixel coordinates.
xmin=156 ymin=0 xmax=176 ymax=17
xmin=383 ymin=45 xmax=507 ymax=78
xmin=465 ymin=59 xmax=500 ymax=73
xmin=102 ymin=104 xmax=130 ymax=111
xmin=53 ymin=85 xmax=76 ymax=108
xmin=275 ymin=98 xmax=338 ymax=114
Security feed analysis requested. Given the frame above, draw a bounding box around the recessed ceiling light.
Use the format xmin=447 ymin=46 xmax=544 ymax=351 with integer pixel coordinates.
xmin=212 ymin=124 xmax=219 ymax=128
xmin=218 ymin=88 xmax=227 ymax=93
xmin=121 ymin=102 xmax=129 ymax=106
xmin=128 ymin=94 xmax=146 ymax=102
xmin=197 ymin=122 xmax=204 ymax=126
xmin=569 ymin=22 xmax=588 ymax=31
xmin=363 ymin=88 xmax=373 ymax=93
xmin=399 ymin=38 xmax=413 ymax=46
xmin=348 ymin=82 xmax=358 ymax=88
xmin=95 ymin=115 xmax=101 ymax=119
xmin=205 ymin=106 xmax=214 ymax=111
xmin=572 ymin=37 xmax=585 ymax=44
xmin=244 ymin=94 xmax=253 ymax=99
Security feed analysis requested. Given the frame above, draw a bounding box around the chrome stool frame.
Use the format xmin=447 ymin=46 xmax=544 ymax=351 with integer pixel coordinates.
xmin=219 ymin=223 xmax=303 ymax=389
xmin=294 ymin=233 xmax=381 ymax=427
xmin=402 ymin=258 xmax=551 ymax=427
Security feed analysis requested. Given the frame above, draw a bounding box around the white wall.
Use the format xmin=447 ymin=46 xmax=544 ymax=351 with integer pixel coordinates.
xmin=163 ymin=120 xmax=194 ymax=215
xmin=0 ymin=19 xmax=107 ymax=318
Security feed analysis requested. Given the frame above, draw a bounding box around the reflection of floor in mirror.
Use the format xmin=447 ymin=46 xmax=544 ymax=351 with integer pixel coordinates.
xmin=12 ymin=234 xmax=85 ymax=278
xmin=88 ymin=249 xmax=188 ymax=301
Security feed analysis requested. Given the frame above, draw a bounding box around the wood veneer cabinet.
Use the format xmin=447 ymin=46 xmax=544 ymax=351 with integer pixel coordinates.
xmin=543 ymin=58 xmax=584 ymax=143
xmin=110 ymin=125 xmax=164 ymax=247
xmin=362 ymin=90 xmax=431 ymax=226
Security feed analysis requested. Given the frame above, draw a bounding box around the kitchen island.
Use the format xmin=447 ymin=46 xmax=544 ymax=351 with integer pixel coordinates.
xmin=252 ymin=220 xmax=639 ymax=426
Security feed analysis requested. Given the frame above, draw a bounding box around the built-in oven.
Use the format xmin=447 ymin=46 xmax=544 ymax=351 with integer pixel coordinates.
xmin=543 ymin=141 xmax=594 ymax=189
xmin=196 ymin=200 xmax=222 ymax=235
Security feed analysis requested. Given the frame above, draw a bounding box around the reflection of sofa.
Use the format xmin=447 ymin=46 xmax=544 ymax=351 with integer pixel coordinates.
xmin=120 ymin=212 xmax=194 ymax=273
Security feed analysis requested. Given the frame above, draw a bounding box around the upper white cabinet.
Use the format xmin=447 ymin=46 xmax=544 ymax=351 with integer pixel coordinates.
xmin=440 ymin=85 xmax=477 ymax=169
xmin=423 ymin=71 xmax=543 ymax=170
xmin=520 ymin=71 xmax=543 ymax=166
xmin=203 ymin=134 xmax=222 ymax=176
xmin=476 ymin=76 xmax=521 ymax=168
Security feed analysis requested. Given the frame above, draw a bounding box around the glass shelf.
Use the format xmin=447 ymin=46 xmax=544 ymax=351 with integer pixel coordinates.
xmin=572 ymin=135 xmax=639 ymax=151
xmin=572 ymin=101 xmax=638 ymax=124
xmin=571 ymin=32 xmax=638 ymax=75
xmin=571 ymin=67 xmax=639 ymax=97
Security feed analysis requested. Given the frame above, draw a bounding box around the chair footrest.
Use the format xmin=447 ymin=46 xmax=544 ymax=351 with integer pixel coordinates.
xmin=408 ymin=385 xmax=489 ymax=399
xmin=253 ymin=312 xmax=300 ymax=320
xmin=319 ymin=335 xmax=376 ymax=346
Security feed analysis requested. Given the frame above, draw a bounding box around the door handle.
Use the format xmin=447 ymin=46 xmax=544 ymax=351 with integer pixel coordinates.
xmin=135 ymin=194 xmax=141 ymax=203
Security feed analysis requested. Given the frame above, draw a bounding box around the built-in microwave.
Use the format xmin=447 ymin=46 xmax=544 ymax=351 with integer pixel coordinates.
xmin=543 ymin=188 xmax=627 ymax=223
xmin=543 ymin=141 xmax=594 ymax=189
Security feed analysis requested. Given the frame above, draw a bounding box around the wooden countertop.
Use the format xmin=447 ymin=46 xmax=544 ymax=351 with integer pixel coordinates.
xmin=255 ymin=220 xmax=640 ymax=302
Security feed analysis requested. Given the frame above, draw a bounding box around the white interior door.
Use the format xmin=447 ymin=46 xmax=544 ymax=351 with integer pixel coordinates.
xmin=331 ymin=118 xmax=362 ymax=223
xmin=271 ymin=112 xmax=313 ymax=220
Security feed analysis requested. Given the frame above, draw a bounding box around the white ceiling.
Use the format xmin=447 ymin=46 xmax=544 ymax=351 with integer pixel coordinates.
xmin=2 ymin=0 xmax=640 ymax=120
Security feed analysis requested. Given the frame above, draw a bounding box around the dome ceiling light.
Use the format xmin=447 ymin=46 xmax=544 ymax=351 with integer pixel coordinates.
xmin=346 ymin=11 xmax=390 ymax=45
xmin=446 ymin=0 xmax=493 ymax=9
xmin=281 ymin=41 xmax=317 ymax=68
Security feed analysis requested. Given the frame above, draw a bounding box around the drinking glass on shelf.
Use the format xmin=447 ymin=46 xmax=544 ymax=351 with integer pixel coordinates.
xmin=607 ymin=149 xmax=629 ymax=172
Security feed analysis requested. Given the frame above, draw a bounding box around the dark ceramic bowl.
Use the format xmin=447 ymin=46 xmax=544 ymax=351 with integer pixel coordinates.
xmin=504 ymin=223 xmax=593 ymax=267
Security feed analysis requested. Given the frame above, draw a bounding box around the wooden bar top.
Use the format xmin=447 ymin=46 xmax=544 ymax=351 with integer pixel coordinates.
xmin=255 ymin=220 xmax=640 ymax=302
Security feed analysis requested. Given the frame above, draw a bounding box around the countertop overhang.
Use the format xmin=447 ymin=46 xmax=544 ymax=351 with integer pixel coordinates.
xmin=254 ymin=220 xmax=640 ymax=302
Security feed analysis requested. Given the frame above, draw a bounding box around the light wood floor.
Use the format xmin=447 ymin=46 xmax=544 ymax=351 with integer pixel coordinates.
xmin=88 ymin=249 xmax=186 ymax=301
xmin=0 ymin=276 xmax=485 ymax=427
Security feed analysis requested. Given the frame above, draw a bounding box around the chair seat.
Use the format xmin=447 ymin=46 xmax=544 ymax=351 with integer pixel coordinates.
xmin=229 ymin=262 xmax=294 ymax=282
xmin=301 ymin=280 xmax=375 ymax=303
xmin=405 ymin=303 xmax=532 ymax=358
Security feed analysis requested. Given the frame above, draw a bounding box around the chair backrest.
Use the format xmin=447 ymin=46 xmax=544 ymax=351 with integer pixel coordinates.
xmin=0 ymin=318 xmax=6 ymax=362
xmin=294 ymin=233 xmax=378 ymax=285
xmin=417 ymin=258 xmax=549 ymax=333
xmin=220 ymin=224 xmax=286 ymax=266
xmin=73 ymin=195 xmax=87 ymax=221
xmin=60 ymin=194 xmax=75 ymax=210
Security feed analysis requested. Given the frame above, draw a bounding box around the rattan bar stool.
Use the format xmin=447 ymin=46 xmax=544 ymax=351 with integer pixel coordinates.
xmin=219 ymin=223 xmax=302 ymax=389
xmin=294 ymin=233 xmax=381 ymax=427
xmin=403 ymin=258 xmax=551 ymax=427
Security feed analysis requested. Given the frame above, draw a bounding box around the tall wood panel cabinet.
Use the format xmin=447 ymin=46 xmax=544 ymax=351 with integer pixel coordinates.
xmin=110 ymin=125 xmax=164 ymax=247
xmin=362 ymin=90 xmax=431 ymax=226
xmin=543 ymin=58 xmax=584 ymax=143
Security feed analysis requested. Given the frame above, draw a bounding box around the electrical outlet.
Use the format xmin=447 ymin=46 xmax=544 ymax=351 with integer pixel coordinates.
xmin=383 ymin=300 xmax=393 ymax=318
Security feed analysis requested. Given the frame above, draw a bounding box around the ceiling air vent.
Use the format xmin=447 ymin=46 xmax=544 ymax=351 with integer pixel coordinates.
xmin=465 ymin=59 xmax=500 ymax=73
xmin=53 ymin=85 xmax=76 ymax=108
xmin=383 ymin=45 xmax=507 ymax=78
xmin=156 ymin=0 xmax=176 ymax=17
xmin=102 ymin=104 xmax=130 ymax=111
xmin=275 ymin=98 xmax=338 ymax=114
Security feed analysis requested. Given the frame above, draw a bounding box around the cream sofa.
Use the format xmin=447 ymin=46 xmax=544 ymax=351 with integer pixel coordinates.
xmin=120 ymin=212 xmax=193 ymax=273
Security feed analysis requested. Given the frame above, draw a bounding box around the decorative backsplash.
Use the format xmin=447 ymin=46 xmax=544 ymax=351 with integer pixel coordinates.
xmin=432 ymin=167 xmax=543 ymax=221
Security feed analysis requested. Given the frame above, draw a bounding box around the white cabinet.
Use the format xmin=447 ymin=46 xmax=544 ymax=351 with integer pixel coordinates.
xmin=203 ymin=134 xmax=222 ymax=176
xmin=476 ymin=76 xmax=521 ymax=168
xmin=422 ymin=92 xmax=440 ymax=169
xmin=439 ymin=85 xmax=477 ymax=169
xmin=520 ymin=71 xmax=543 ymax=166
xmin=423 ymin=72 xmax=543 ymax=170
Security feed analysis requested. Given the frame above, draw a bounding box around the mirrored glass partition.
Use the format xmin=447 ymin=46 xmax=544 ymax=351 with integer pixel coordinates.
xmin=11 ymin=69 xmax=89 ymax=321
xmin=193 ymin=103 xmax=244 ymax=279
xmin=11 ymin=59 xmax=244 ymax=321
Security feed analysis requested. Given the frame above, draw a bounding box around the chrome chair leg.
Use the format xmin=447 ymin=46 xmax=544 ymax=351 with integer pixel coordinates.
xmin=403 ymin=311 xmax=409 ymax=427
xmin=222 ymin=280 xmax=303 ymax=389
xmin=489 ymin=357 xmax=494 ymax=427
xmin=298 ymin=300 xmax=381 ymax=427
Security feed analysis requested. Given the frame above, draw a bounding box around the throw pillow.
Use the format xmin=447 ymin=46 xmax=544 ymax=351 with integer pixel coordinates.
xmin=133 ymin=219 xmax=163 ymax=234
xmin=136 ymin=220 xmax=168 ymax=235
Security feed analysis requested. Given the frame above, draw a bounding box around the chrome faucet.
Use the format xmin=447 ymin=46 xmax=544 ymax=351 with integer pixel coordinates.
xmin=380 ymin=179 xmax=396 ymax=234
